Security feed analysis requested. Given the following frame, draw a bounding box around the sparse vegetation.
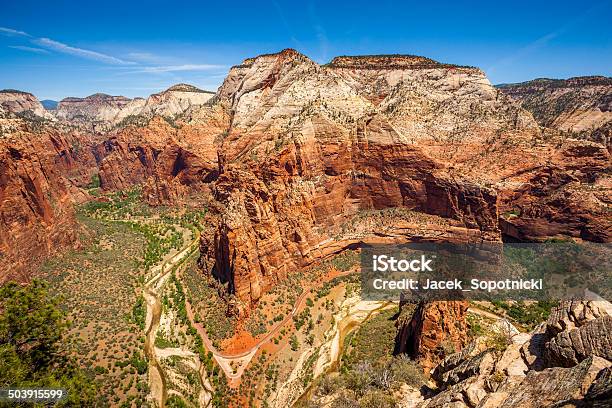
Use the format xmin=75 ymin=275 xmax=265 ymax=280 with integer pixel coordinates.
xmin=310 ymin=306 xmax=425 ymax=407
xmin=33 ymin=187 xmax=210 ymax=406
xmin=490 ymin=300 xmax=557 ymax=329
xmin=183 ymin=265 xmax=237 ymax=342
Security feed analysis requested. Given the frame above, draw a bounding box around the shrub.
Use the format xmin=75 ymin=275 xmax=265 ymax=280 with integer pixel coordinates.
xmin=487 ymin=328 xmax=513 ymax=352
xmin=331 ymin=394 xmax=359 ymax=408
xmin=359 ymin=390 xmax=397 ymax=408
xmin=167 ymin=395 xmax=189 ymax=408
xmin=316 ymin=374 xmax=342 ymax=396
xmin=390 ymin=355 xmax=425 ymax=388
xmin=343 ymin=370 xmax=370 ymax=398
xmin=130 ymin=352 xmax=147 ymax=375
xmin=131 ymin=295 xmax=146 ymax=329
xmin=290 ymin=334 xmax=299 ymax=351
xmin=94 ymin=365 xmax=108 ymax=375
xmin=87 ymin=173 xmax=101 ymax=189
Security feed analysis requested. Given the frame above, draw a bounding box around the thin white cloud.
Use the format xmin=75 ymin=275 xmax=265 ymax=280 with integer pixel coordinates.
xmin=2 ymin=26 xmax=224 ymax=80
xmin=487 ymin=31 xmax=559 ymax=74
xmin=126 ymin=52 xmax=164 ymax=63
xmin=34 ymin=37 xmax=134 ymax=65
xmin=0 ymin=27 xmax=30 ymax=37
xmin=9 ymin=45 xmax=50 ymax=54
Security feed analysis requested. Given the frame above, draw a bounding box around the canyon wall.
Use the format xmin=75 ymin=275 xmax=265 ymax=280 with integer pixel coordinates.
xmin=498 ymin=76 xmax=612 ymax=149
xmin=0 ymin=50 xmax=609 ymax=312
xmin=0 ymin=111 xmax=97 ymax=280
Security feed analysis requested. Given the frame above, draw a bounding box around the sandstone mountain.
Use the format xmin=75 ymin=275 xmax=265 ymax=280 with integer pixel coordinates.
xmin=1 ymin=49 xmax=610 ymax=310
xmin=0 ymin=89 xmax=55 ymax=120
xmin=498 ymin=76 xmax=612 ymax=149
xmin=0 ymin=114 xmax=97 ymax=281
xmin=88 ymin=50 xmax=610 ymax=314
xmin=55 ymin=93 xmax=134 ymax=129
xmin=54 ymin=83 xmax=215 ymax=131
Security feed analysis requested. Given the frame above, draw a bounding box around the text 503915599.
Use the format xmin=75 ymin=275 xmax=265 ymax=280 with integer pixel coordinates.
xmin=0 ymin=388 xmax=67 ymax=402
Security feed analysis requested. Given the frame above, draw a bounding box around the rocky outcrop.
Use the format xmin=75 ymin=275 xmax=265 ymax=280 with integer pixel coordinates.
xmin=492 ymin=356 xmax=610 ymax=408
xmin=498 ymin=76 xmax=612 ymax=148
xmin=0 ymin=89 xmax=54 ymax=120
xmin=545 ymin=316 xmax=612 ymax=367
xmin=396 ymin=301 xmax=469 ymax=373
xmin=54 ymin=84 xmax=215 ymax=131
xmin=417 ymin=300 xmax=612 ymax=408
xmin=545 ymin=298 xmax=610 ymax=336
xmin=0 ymin=116 xmax=97 ymax=281
xmin=585 ymin=366 xmax=612 ymax=406
xmin=539 ymin=300 xmax=612 ymax=368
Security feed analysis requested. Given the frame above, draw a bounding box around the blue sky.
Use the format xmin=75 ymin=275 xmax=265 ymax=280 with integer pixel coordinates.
xmin=1 ymin=0 xmax=611 ymax=100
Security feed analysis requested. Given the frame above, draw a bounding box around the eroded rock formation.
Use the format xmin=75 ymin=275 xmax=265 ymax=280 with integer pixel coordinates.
xmin=0 ymin=50 xmax=610 ymax=314
xmin=498 ymin=76 xmax=612 ymax=149
xmin=418 ymin=300 xmax=612 ymax=408
xmin=0 ymin=114 xmax=97 ymax=280
xmin=396 ymin=301 xmax=470 ymax=372
xmin=0 ymin=89 xmax=55 ymax=120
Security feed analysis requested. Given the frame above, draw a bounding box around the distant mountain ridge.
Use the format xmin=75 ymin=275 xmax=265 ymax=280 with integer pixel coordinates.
xmin=0 ymin=84 xmax=215 ymax=128
xmin=52 ymin=84 xmax=215 ymax=130
xmin=497 ymin=76 xmax=612 ymax=148
xmin=0 ymin=89 xmax=54 ymax=119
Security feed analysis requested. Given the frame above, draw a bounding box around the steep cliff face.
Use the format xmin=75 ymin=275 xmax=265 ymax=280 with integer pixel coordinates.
xmin=395 ymin=301 xmax=469 ymax=372
xmin=97 ymin=106 xmax=228 ymax=204
xmin=0 ymin=89 xmax=55 ymax=120
xmin=414 ymin=299 xmax=612 ymax=408
xmin=55 ymin=93 xmax=135 ymax=129
xmin=498 ymin=76 xmax=612 ymax=147
xmin=0 ymin=116 xmax=96 ymax=281
xmin=498 ymin=139 xmax=611 ymax=242
xmin=55 ymin=84 xmax=215 ymax=131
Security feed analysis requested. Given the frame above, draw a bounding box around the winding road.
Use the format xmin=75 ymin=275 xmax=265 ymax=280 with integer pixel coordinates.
xmin=123 ymin=216 xmax=364 ymax=388
xmin=180 ymin=264 xmax=358 ymax=380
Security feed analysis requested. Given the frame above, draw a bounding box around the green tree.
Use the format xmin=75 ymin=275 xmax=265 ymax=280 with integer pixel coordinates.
xmin=0 ymin=280 xmax=66 ymax=371
xmin=0 ymin=280 xmax=97 ymax=406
